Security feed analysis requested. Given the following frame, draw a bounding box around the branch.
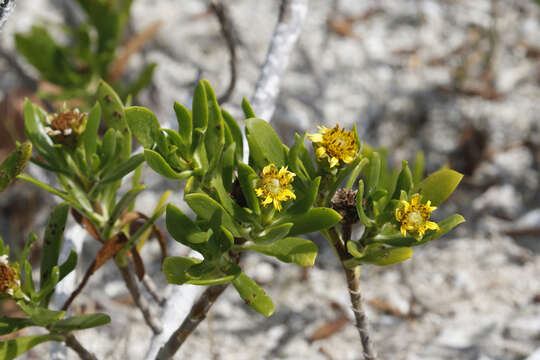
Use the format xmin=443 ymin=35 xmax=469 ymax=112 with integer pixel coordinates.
xmin=154 ymin=283 xmax=229 ymax=360
xmin=64 ymin=333 xmax=98 ymax=360
xmin=210 ymin=0 xmax=237 ymax=104
xmin=327 ymin=227 xmax=376 ymax=360
xmin=50 ymin=225 xmax=86 ymax=360
xmin=0 ymin=0 xmax=15 ymax=32
xmin=117 ymin=263 xmax=162 ymax=334
xmin=142 ymin=274 xmax=165 ymax=306
xmin=144 ymin=282 xmax=202 ymax=360
xmin=250 ymin=0 xmax=308 ymax=121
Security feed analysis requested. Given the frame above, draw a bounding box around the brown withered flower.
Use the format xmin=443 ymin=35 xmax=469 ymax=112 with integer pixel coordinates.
xmin=44 ymin=105 xmax=87 ymax=146
xmin=331 ymin=188 xmax=359 ymax=224
xmin=0 ymin=254 xmax=19 ymax=297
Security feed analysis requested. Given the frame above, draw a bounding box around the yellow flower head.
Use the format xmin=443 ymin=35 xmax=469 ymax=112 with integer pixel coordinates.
xmin=308 ymin=125 xmax=358 ymax=168
xmin=395 ymin=194 xmax=439 ymax=238
xmin=255 ymin=164 xmax=296 ymax=211
xmin=0 ymin=255 xmax=20 ymax=297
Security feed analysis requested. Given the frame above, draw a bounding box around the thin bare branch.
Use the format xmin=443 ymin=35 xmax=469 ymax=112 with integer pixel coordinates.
xmin=64 ymin=333 xmax=98 ymax=360
xmin=154 ymin=283 xmax=229 ymax=360
xmin=118 ymin=263 xmax=162 ymax=334
xmin=210 ymin=0 xmax=237 ymax=104
xmin=142 ymin=273 xmax=165 ymax=306
xmin=250 ymin=0 xmax=308 ymax=121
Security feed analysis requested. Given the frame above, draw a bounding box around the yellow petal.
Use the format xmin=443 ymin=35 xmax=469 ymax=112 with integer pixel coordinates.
xmin=308 ymin=133 xmax=323 ymax=142
xmin=426 ymin=221 xmax=439 ymax=230
xmin=400 ymin=226 xmax=407 ymax=237
xmin=329 ymin=157 xmax=339 ymax=168
xmin=273 ymin=199 xmax=282 ymax=212
xmin=410 ymin=194 xmax=421 ymax=206
xmin=315 ymin=147 xmax=327 ymax=158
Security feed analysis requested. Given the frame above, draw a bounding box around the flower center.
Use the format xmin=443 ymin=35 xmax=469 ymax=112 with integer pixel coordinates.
xmin=267 ymin=178 xmax=281 ymax=195
xmin=407 ymin=211 xmax=424 ymax=227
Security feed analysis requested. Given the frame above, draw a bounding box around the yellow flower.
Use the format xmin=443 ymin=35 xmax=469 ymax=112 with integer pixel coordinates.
xmin=395 ymin=194 xmax=439 ymax=238
xmin=308 ymin=125 xmax=358 ymax=168
xmin=255 ymin=164 xmax=296 ymax=211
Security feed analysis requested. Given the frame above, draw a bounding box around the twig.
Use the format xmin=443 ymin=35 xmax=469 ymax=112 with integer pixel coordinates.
xmin=117 ymin=263 xmax=162 ymax=334
xmin=154 ymin=283 xmax=229 ymax=360
xmin=142 ymin=273 xmax=165 ymax=306
xmin=250 ymin=0 xmax=309 ymax=121
xmin=210 ymin=0 xmax=237 ymax=104
xmin=144 ymin=281 xmax=202 ymax=359
xmin=50 ymin=226 xmax=86 ymax=360
xmin=0 ymin=0 xmax=15 ymax=32
xmin=327 ymin=226 xmax=377 ymax=360
xmin=64 ymin=333 xmax=98 ymax=360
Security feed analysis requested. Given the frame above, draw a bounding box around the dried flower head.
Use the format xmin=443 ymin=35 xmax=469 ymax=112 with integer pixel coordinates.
xmin=0 ymin=255 xmax=19 ymax=297
xmin=331 ymin=188 xmax=359 ymax=224
xmin=308 ymin=125 xmax=358 ymax=168
xmin=395 ymin=194 xmax=439 ymax=238
xmin=255 ymin=164 xmax=296 ymax=212
xmin=44 ymin=105 xmax=87 ymax=145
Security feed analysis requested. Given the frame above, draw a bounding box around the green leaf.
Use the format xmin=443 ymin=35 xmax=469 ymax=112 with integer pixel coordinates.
xmin=192 ymin=81 xmax=208 ymax=130
xmin=366 ymin=152 xmax=380 ymax=196
xmin=144 ymin=149 xmax=192 ymax=180
xmin=221 ymin=109 xmax=244 ymax=161
xmin=415 ymin=169 xmax=463 ymax=205
xmin=125 ymin=106 xmax=161 ymax=148
xmin=35 ymin=265 xmax=59 ymax=302
xmin=356 ymin=180 xmax=376 ymax=227
xmin=100 ymin=153 xmax=145 ymax=184
xmin=17 ymin=302 xmax=65 ymax=326
xmin=49 ymin=313 xmax=110 ymax=332
xmin=166 ymin=204 xmax=209 ymax=254
xmin=202 ymin=80 xmax=225 ymax=168
xmin=254 ymin=223 xmax=293 ymax=243
xmin=237 ymin=163 xmax=261 ymax=215
xmin=0 ymin=142 xmax=32 ymax=192
xmin=345 ymin=157 xmax=369 ymax=190
xmin=345 ymin=244 xmax=413 ymax=267
xmin=418 ymin=214 xmax=465 ymax=245
xmin=0 ymin=318 xmax=35 ymax=336
xmin=221 ymin=144 xmax=236 ymax=191
xmin=100 ymin=128 xmax=117 ymax=166
xmin=174 ymin=101 xmax=192 ymax=146
xmin=163 ymin=257 xmax=239 ymax=286
xmin=109 ymin=184 xmax=146 ymax=226
xmin=23 ymin=99 xmax=59 ymax=166
xmin=97 ymin=81 xmax=127 ymax=131
xmin=58 ymin=249 xmax=78 ymax=281
xmin=412 ymin=151 xmax=424 ymax=185
xmin=97 ymin=80 xmax=131 ymax=161
xmin=391 ymin=160 xmax=413 ymax=199
xmin=287 ymin=177 xmax=320 ymax=215
xmin=185 ymin=193 xmax=242 ymax=237
xmin=16 ymin=174 xmax=71 ymax=204
xmin=245 ymin=118 xmax=287 ymax=168
xmin=0 ymin=334 xmax=65 ymax=360
xmin=288 ymin=208 xmax=342 ymax=236
xmin=83 ymin=103 xmax=101 ymax=169
xmin=245 ymin=237 xmax=317 ymax=266
xmin=232 ymin=272 xmax=274 ymax=317
xmin=241 ymin=97 xmax=256 ymax=119
xmin=40 ymin=203 xmax=69 ymax=305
